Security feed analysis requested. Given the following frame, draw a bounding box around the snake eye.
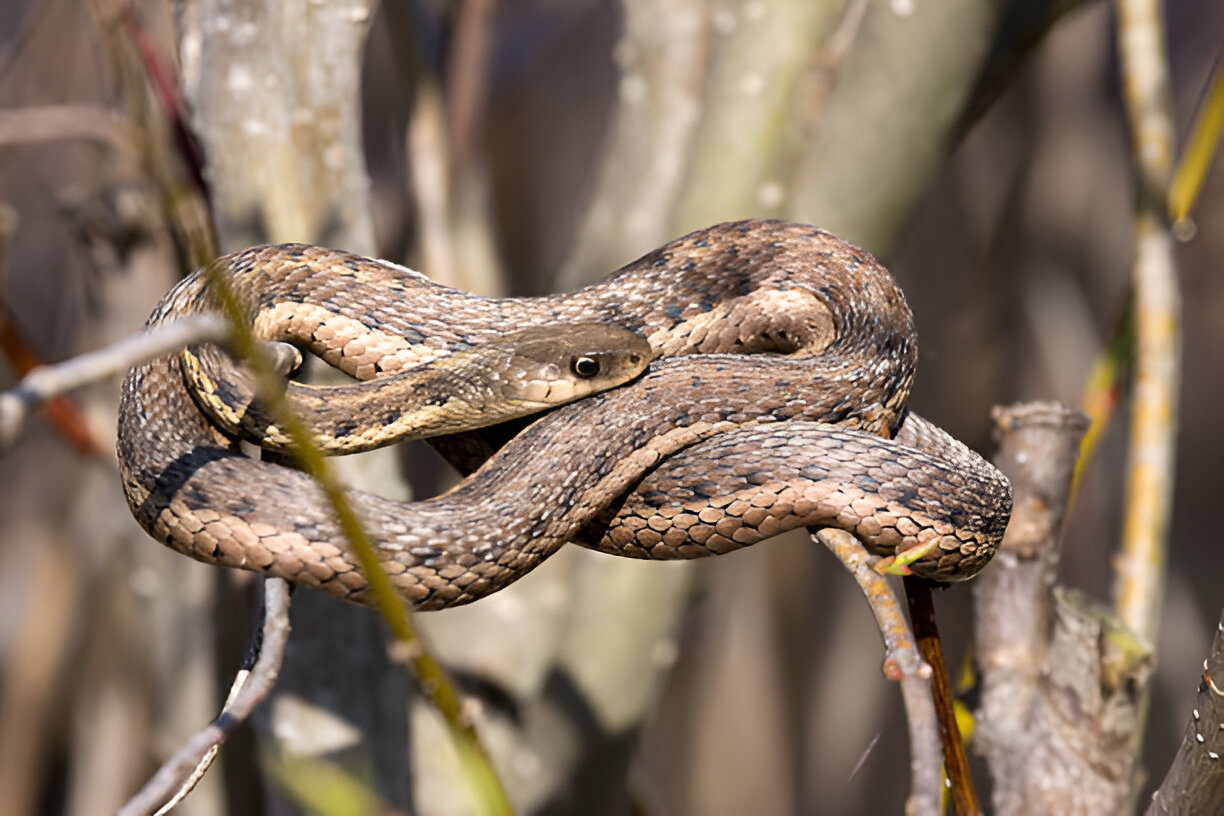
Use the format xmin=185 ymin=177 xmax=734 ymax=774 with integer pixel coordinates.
xmin=571 ymin=355 xmax=600 ymax=378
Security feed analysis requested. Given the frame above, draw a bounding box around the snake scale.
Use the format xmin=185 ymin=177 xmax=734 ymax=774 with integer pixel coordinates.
xmin=117 ymin=220 xmax=1012 ymax=609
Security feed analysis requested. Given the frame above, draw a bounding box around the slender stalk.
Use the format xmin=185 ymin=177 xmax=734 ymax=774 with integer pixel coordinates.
xmin=815 ymin=529 xmax=941 ymax=816
xmin=1113 ymin=0 xmax=1180 ymax=650
xmin=905 ymin=577 xmax=980 ymax=816
xmin=119 ymin=579 xmax=293 ymax=816
xmin=1168 ymin=57 xmax=1224 ymax=227
xmin=202 ymin=260 xmax=514 ymax=815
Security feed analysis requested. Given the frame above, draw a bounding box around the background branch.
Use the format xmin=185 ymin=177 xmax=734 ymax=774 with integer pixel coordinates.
xmin=1113 ymin=0 xmax=1180 ymax=649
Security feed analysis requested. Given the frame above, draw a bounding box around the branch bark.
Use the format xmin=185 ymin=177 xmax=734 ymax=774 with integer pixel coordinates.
xmin=1146 ymin=609 xmax=1224 ymax=815
xmin=815 ymin=529 xmax=941 ymax=816
xmin=1113 ymin=0 xmax=1180 ymax=649
xmin=119 ymin=579 xmax=292 ymax=816
xmin=974 ymin=402 xmax=1154 ymax=813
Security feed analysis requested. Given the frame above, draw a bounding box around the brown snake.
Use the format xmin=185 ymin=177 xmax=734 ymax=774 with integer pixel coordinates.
xmin=117 ymin=220 xmax=1012 ymax=609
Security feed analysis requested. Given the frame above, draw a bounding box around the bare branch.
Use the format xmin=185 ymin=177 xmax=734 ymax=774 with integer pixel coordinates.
xmin=1147 ymin=609 xmax=1224 ymax=815
xmin=0 ymin=314 xmax=228 ymax=449
xmin=904 ymin=577 xmax=979 ymax=816
xmin=974 ymin=402 xmax=1087 ymax=765
xmin=557 ymin=0 xmax=711 ymax=286
xmin=119 ymin=578 xmax=292 ymax=816
xmin=0 ymin=105 xmax=132 ymax=150
xmin=814 ymin=528 xmax=940 ymax=816
xmin=974 ymin=402 xmax=1153 ymax=814
xmin=1113 ymin=0 xmax=1181 ymax=648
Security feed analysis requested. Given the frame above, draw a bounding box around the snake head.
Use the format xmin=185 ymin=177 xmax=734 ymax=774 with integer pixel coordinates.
xmin=494 ymin=323 xmax=653 ymax=406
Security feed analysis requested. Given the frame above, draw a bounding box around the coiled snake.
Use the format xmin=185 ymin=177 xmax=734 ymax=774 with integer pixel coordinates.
xmin=117 ymin=220 xmax=1012 ymax=609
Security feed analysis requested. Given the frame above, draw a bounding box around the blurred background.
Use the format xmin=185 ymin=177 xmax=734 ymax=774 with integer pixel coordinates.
xmin=0 ymin=0 xmax=1222 ymax=813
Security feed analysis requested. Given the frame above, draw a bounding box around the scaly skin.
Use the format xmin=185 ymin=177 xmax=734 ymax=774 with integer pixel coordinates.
xmin=117 ymin=220 xmax=1011 ymax=609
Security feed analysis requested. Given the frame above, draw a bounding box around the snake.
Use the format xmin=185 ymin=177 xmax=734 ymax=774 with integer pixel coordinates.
xmin=180 ymin=322 xmax=652 ymax=453
xmin=117 ymin=219 xmax=1012 ymax=610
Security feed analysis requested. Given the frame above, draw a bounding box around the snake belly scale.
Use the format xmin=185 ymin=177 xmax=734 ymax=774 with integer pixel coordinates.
xmin=117 ymin=220 xmax=1012 ymax=609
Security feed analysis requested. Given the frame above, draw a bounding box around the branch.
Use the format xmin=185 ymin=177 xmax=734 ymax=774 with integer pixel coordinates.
xmin=904 ymin=577 xmax=979 ymax=816
xmin=0 ymin=105 xmax=132 ymax=149
xmin=119 ymin=578 xmax=292 ymax=816
xmin=199 ymin=261 xmax=513 ymax=815
xmin=1113 ymin=0 xmax=1180 ymax=648
xmin=974 ymin=402 xmax=1153 ymax=814
xmin=814 ymin=528 xmax=941 ymax=816
xmin=974 ymin=403 xmax=1087 ymax=762
xmin=0 ymin=314 xmax=229 ymax=449
xmin=1146 ymin=609 xmax=1224 ymax=814
xmin=557 ymin=0 xmax=711 ymax=286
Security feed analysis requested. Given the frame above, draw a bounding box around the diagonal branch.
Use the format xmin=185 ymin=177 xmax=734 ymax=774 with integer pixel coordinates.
xmin=118 ymin=578 xmax=293 ymax=816
xmin=0 ymin=314 xmax=229 ymax=449
xmin=814 ymin=528 xmax=941 ymax=816
xmin=1146 ymin=609 xmax=1224 ymax=814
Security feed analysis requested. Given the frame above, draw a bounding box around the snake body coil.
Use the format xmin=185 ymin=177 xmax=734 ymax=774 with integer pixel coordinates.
xmin=117 ymin=220 xmax=1012 ymax=609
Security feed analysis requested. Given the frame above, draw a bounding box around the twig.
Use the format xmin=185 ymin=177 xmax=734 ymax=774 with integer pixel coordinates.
xmin=814 ymin=528 xmax=941 ymax=816
xmin=1168 ymin=56 xmax=1224 ymax=229
xmin=0 ymin=205 xmax=101 ymax=456
xmin=1113 ymin=0 xmax=1180 ymax=648
xmin=904 ymin=577 xmax=979 ymax=816
xmin=120 ymin=7 xmax=212 ymax=213
xmin=0 ymin=105 xmax=132 ymax=150
xmin=199 ymin=261 xmax=514 ymax=814
xmin=0 ymin=314 xmax=229 ymax=449
xmin=119 ymin=578 xmax=292 ymax=816
xmin=1146 ymin=609 xmax=1224 ymax=814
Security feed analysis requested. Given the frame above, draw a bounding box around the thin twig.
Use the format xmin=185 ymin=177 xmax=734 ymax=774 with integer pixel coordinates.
xmin=199 ymin=260 xmax=513 ymax=814
xmin=119 ymin=578 xmax=292 ymax=816
xmin=1113 ymin=0 xmax=1180 ymax=648
xmin=0 ymin=206 xmax=101 ymax=456
xmin=0 ymin=105 xmax=132 ymax=149
xmin=120 ymin=7 xmax=212 ymax=213
xmin=0 ymin=306 xmax=100 ymax=455
xmin=0 ymin=314 xmax=229 ymax=449
xmin=904 ymin=577 xmax=979 ymax=816
xmin=1168 ymin=56 xmax=1224 ymax=229
xmin=814 ymin=528 xmax=941 ymax=816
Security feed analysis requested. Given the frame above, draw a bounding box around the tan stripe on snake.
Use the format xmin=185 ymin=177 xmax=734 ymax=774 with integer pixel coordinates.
xmin=117 ymin=220 xmax=1012 ymax=609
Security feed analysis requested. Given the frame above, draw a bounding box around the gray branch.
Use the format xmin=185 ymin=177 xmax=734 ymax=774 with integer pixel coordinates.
xmin=815 ymin=528 xmax=941 ymax=816
xmin=119 ymin=578 xmax=292 ymax=816
xmin=0 ymin=314 xmax=229 ymax=450
xmin=1146 ymin=610 xmax=1224 ymax=815
xmin=974 ymin=402 xmax=1154 ymax=813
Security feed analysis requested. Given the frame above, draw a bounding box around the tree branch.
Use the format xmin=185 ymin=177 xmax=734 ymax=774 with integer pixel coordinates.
xmin=974 ymin=402 xmax=1153 ymax=814
xmin=1113 ymin=0 xmax=1180 ymax=649
xmin=814 ymin=528 xmax=941 ymax=816
xmin=119 ymin=578 xmax=292 ymax=816
xmin=0 ymin=314 xmax=229 ymax=449
xmin=1146 ymin=609 xmax=1224 ymax=814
